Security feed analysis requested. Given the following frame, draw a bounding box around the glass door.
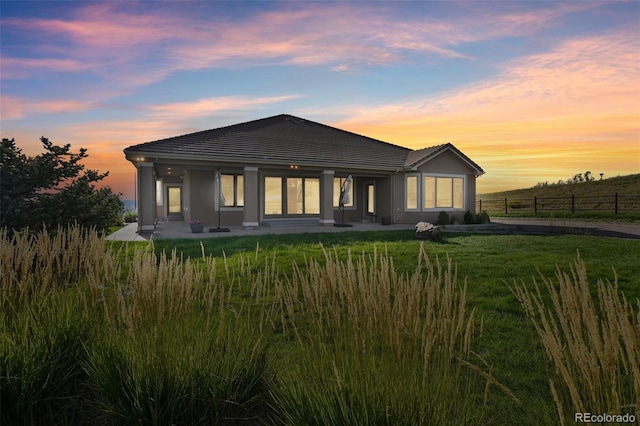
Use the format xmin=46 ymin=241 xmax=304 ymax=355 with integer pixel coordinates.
xmin=264 ymin=177 xmax=320 ymax=216
xmin=167 ymin=186 xmax=182 ymax=219
xmin=365 ymin=182 xmax=375 ymax=217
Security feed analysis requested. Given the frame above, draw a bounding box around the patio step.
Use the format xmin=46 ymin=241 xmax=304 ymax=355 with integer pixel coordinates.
xmin=262 ymin=218 xmax=320 ymax=227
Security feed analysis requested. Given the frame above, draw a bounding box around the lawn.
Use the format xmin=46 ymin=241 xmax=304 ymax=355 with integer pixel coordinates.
xmin=3 ymin=227 xmax=639 ymax=424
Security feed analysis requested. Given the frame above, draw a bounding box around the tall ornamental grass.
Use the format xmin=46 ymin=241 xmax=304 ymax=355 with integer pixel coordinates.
xmin=1 ymin=226 xmax=108 ymax=424
xmin=509 ymin=253 xmax=639 ymax=424
xmin=1 ymin=226 xmax=274 ymax=424
xmin=269 ymin=245 xmax=518 ymax=425
xmin=85 ymin=316 xmax=273 ymax=425
xmin=0 ymin=291 xmax=95 ymax=424
xmin=0 ymin=225 xmax=112 ymax=312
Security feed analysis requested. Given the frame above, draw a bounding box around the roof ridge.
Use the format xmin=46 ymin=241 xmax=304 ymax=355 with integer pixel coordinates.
xmin=280 ymin=114 xmax=411 ymax=152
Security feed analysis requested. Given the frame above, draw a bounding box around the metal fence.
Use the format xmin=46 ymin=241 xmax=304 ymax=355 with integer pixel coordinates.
xmin=476 ymin=193 xmax=640 ymax=215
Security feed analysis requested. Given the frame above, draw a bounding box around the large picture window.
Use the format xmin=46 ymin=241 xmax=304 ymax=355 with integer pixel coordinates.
xmin=423 ymin=176 xmax=464 ymax=209
xmin=221 ymin=174 xmax=244 ymax=207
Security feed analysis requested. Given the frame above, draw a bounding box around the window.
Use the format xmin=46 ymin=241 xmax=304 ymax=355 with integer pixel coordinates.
xmin=265 ymin=177 xmax=282 ymax=215
xmin=265 ymin=176 xmax=320 ymax=216
xmin=221 ymin=174 xmax=244 ymax=207
xmin=287 ymin=178 xmax=303 ymax=214
xmin=333 ymin=177 xmax=354 ymax=207
xmin=156 ymin=180 xmax=163 ymax=205
xmin=405 ymin=175 xmax=418 ymax=210
xmin=304 ymin=178 xmax=320 ymax=214
xmin=423 ymin=176 xmax=464 ymax=209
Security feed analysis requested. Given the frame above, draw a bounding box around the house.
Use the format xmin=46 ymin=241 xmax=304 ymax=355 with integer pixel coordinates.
xmin=124 ymin=114 xmax=484 ymax=232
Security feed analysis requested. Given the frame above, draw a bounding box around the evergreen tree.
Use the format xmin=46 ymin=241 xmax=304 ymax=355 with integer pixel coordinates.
xmin=1 ymin=137 xmax=123 ymax=231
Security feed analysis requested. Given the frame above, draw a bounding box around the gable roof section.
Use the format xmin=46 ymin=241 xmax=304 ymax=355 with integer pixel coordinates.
xmin=405 ymin=143 xmax=484 ymax=176
xmin=125 ymin=114 xmax=411 ymax=171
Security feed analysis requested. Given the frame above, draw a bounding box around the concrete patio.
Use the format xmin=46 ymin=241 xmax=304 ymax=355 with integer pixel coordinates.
xmin=106 ymin=220 xmax=417 ymax=241
xmin=106 ymin=218 xmax=640 ymax=241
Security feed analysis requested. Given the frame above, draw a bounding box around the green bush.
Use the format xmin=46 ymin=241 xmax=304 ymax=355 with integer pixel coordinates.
xmin=437 ymin=211 xmax=450 ymax=225
xmin=475 ymin=211 xmax=490 ymax=224
xmin=123 ymin=211 xmax=138 ymax=223
xmin=464 ymin=211 xmax=475 ymax=224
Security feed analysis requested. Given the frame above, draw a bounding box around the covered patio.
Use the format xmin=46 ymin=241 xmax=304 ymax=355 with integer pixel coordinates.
xmin=107 ymin=220 xmax=417 ymax=241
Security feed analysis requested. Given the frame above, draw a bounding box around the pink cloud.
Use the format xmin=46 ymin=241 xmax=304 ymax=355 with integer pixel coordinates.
xmin=145 ymin=95 xmax=302 ymax=120
xmin=1 ymin=58 xmax=92 ymax=79
xmin=4 ymin=2 xmax=580 ymax=89
xmin=0 ymin=95 xmax=95 ymax=120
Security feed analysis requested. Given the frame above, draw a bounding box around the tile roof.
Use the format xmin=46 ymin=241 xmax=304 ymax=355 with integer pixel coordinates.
xmin=405 ymin=142 xmax=484 ymax=175
xmin=124 ymin=114 xmax=483 ymax=174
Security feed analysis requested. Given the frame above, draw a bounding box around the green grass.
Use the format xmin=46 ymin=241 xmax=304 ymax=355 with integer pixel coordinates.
xmin=153 ymin=231 xmax=640 ymax=423
xmin=4 ymin=227 xmax=639 ymax=424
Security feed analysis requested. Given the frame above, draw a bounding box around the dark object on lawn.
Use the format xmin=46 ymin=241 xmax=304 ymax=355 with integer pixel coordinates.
xmin=415 ymin=222 xmax=443 ymax=242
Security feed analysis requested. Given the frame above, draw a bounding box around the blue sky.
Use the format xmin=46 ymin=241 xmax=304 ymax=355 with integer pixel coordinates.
xmin=1 ymin=1 xmax=639 ymax=198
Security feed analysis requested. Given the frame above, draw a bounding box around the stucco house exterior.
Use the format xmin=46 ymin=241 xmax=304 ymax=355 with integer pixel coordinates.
xmin=124 ymin=114 xmax=484 ymax=232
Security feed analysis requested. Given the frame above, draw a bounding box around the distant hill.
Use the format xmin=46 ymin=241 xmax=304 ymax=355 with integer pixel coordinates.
xmin=122 ymin=199 xmax=136 ymax=212
xmin=479 ymin=174 xmax=640 ymax=200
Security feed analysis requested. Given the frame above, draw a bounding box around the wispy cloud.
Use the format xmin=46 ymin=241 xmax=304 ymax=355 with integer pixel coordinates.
xmin=333 ymin=29 xmax=640 ymax=191
xmin=2 ymin=2 xmax=593 ymax=92
xmin=145 ymin=95 xmax=302 ymax=120
xmin=0 ymin=95 xmax=95 ymax=120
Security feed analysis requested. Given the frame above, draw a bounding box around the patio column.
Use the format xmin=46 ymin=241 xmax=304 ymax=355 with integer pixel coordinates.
xmin=319 ymin=170 xmax=335 ymax=226
xmin=137 ymin=162 xmax=156 ymax=232
xmin=243 ymin=166 xmax=259 ymax=229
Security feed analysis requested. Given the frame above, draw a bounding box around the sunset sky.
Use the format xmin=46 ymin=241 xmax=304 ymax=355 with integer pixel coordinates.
xmin=1 ymin=1 xmax=639 ymax=199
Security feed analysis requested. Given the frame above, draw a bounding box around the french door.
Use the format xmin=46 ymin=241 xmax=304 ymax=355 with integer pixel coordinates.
xmin=264 ymin=177 xmax=320 ymax=216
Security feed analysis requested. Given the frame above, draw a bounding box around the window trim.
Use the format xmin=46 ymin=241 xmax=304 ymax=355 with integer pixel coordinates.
xmin=263 ymin=175 xmax=321 ymax=217
xmin=422 ymin=173 xmax=466 ymax=211
xmin=404 ymin=173 xmax=466 ymax=212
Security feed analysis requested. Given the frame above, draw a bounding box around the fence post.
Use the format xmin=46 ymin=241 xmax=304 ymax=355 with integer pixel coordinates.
xmin=505 ymin=198 xmax=508 ymax=215
xmin=615 ymin=193 xmax=618 ymax=214
xmin=534 ymin=196 xmax=537 ymax=215
xmin=479 ymin=199 xmax=482 ymax=212
xmin=571 ymin=195 xmax=575 ymax=214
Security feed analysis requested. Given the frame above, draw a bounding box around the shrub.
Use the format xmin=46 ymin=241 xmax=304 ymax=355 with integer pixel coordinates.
xmin=437 ymin=211 xmax=450 ymax=225
xmin=123 ymin=211 xmax=137 ymax=223
xmin=464 ymin=211 xmax=475 ymax=224
xmin=475 ymin=211 xmax=490 ymax=224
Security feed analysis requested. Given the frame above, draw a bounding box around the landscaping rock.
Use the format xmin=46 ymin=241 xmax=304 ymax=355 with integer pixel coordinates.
xmin=415 ymin=222 xmax=443 ymax=242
